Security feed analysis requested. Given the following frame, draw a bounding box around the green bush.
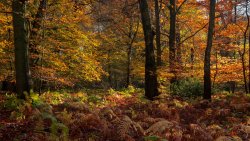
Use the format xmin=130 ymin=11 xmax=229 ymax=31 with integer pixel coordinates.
xmin=3 ymin=94 xmax=24 ymax=111
xmin=88 ymin=94 xmax=102 ymax=103
xmin=144 ymin=135 xmax=167 ymax=141
xmin=170 ymin=77 xmax=203 ymax=98
xmin=107 ymin=86 xmax=136 ymax=97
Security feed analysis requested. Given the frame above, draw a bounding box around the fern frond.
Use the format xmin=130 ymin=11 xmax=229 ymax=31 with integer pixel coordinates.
xmin=145 ymin=120 xmax=174 ymax=135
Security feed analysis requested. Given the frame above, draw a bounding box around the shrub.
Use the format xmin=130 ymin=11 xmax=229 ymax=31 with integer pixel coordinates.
xmin=170 ymin=77 xmax=203 ymax=98
xmin=3 ymin=94 xmax=24 ymax=111
xmin=108 ymin=85 xmax=136 ymax=97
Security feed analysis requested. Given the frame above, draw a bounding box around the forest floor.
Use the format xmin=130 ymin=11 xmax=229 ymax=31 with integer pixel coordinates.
xmin=0 ymin=88 xmax=249 ymax=141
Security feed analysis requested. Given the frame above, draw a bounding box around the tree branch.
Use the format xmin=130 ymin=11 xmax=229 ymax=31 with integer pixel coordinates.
xmin=179 ymin=22 xmax=208 ymax=45
xmin=0 ymin=11 xmax=12 ymax=14
xmin=176 ymin=0 xmax=188 ymax=14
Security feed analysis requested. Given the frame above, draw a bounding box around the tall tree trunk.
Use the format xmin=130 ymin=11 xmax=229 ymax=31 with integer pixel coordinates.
xmin=249 ymin=20 xmax=250 ymax=94
xmin=32 ymin=0 xmax=47 ymax=35
xmin=169 ymin=0 xmax=176 ymax=84
xmin=228 ymin=0 xmax=234 ymax=23
xmin=107 ymin=50 xmax=112 ymax=88
xmin=244 ymin=0 xmax=250 ymax=94
xmin=6 ymin=13 xmax=14 ymax=76
xmin=30 ymin=0 xmax=47 ymax=91
xmin=212 ymin=51 xmax=218 ymax=88
xmin=191 ymin=48 xmax=194 ymax=70
xmin=30 ymin=0 xmax=47 ymax=68
xmin=204 ymin=0 xmax=216 ymax=100
xmin=126 ymin=19 xmax=139 ymax=88
xmin=155 ymin=0 xmax=162 ymax=66
xmin=139 ymin=0 xmax=159 ymax=100
xmin=127 ymin=43 xmax=132 ymax=87
xmin=241 ymin=52 xmax=248 ymax=93
xmin=176 ymin=23 xmax=181 ymax=65
xmin=234 ymin=0 xmax=237 ymax=23
xmin=12 ymin=0 xmax=31 ymax=99
xmin=245 ymin=0 xmax=250 ymax=94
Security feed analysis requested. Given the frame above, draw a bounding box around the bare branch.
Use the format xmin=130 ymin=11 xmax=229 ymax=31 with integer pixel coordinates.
xmin=0 ymin=11 xmax=12 ymax=14
xmin=179 ymin=22 xmax=208 ymax=45
xmin=176 ymin=0 xmax=188 ymax=14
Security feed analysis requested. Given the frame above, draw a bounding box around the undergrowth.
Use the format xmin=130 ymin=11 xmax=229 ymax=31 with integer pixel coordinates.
xmin=170 ymin=77 xmax=203 ymax=98
xmin=0 ymin=89 xmax=249 ymax=141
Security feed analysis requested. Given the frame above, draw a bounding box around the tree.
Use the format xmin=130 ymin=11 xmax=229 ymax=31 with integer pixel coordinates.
xmin=155 ymin=0 xmax=162 ymax=66
xmin=169 ymin=0 xmax=176 ymax=84
xmin=139 ymin=0 xmax=159 ymax=100
xmin=126 ymin=19 xmax=139 ymax=87
xmin=168 ymin=0 xmax=187 ymax=84
xmin=204 ymin=0 xmax=216 ymax=100
xmin=241 ymin=0 xmax=249 ymax=94
xmin=12 ymin=0 xmax=31 ymax=99
xmin=29 ymin=0 xmax=47 ymax=91
xmin=30 ymin=0 xmax=47 ymax=68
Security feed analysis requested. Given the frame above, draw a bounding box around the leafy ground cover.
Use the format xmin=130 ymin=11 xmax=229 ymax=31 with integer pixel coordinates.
xmin=0 ymin=89 xmax=249 ymax=141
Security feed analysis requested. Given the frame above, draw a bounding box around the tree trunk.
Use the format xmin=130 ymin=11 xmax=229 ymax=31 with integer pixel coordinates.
xmin=30 ymin=0 xmax=47 ymax=67
xmin=191 ymin=48 xmax=194 ymax=70
xmin=204 ymin=0 xmax=216 ymax=100
xmin=30 ymin=0 xmax=47 ymax=91
xmin=169 ymin=0 xmax=176 ymax=84
xmin=240 ymin=0 xmax=249 ymax=94
xmin=139 ymin=0 xmax=159 ymax=100
xmin=246 ymin=0 xmax=250 ymax=94
xmin=126 ymin=19 xmax=139 ymax=88
xmin=32 ymin=0 xmax=47 ymax=36
xmin=12 ymin=0 xmax=31 ymax=99
xmin=241 ymin=53 xmax=248 ymax=93
xmin=212 ymin=51 xmax=218 ymax=88
xmin=176 ymin=23 xmax=181 ymax=65
xmin=249 ymin=20 xmax=250 ymax=94
xmin=234 ymin=0 xmax=237 ymax=23
xmin=107 ymin=50 xmax=112 ymax=88
xmin=155 ymin=0 xmax=162 ymax=66
xmin=127 ymin=43 xmax=132 ymax=87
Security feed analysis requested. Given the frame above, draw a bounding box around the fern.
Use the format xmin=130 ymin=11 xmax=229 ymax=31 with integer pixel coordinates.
xmin=50 ymin=122 xmax=69 ymax=141
xmin=117 ymin=116 xmax=133 ymax=138
xmin=144 ymin=135 xmax=167 ymax=141
xmin=99 ymin=107 xmax=118 ymax=120
xmin=117 ymin=116 xmax=145 ymax=140
xmin=145 ymin=120 xmax=174 ymax=135
xmin=55 ymin=108 xmax=73 ymax=126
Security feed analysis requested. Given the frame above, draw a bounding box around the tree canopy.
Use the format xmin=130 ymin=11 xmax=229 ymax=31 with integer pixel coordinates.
xmin=0 ymin=0 xmax=250 ymax=140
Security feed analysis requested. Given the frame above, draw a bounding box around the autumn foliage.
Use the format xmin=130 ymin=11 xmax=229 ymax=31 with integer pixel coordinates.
xmin=0 ymin=0 xmax=250 ymax=140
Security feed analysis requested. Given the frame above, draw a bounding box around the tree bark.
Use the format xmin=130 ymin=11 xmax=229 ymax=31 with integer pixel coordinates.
xmin=191 ymin=48 xmax=194 ymax=70
xmin=169 ymin=0 xmax=176 ymax=84
xmin=12 ymin=0 xmax=31 ymax=99
xmin=176 ymin=23 xmax=181 ymax=65
xmin=234 ymin=0 xmax=237 ymax=23
xmin=204 ymin=0 xmax=216 ymax=100
xmin=155 ymin=0 xmax=162 ymax=66
xmin=127 ymin=43 xmax=132 ymax=87
xmin=249 ymin=20 xmax=250 ymax=94
xmin=139 ymin=0 xmax=159 ymax=100
xmin=245 ymin=0 xmax=250 ymax=94
xmin=30 ymin=0 xmax=47 ymax=68
xmin=241 ymin=52 xmax=248 ymax=93
xmin=212 ymin=51 xmax=218 ymax=88
xmin=126 ymin=19 xmax=139 ymax=88
xmin=240 ymin=0 xmax=249 ymax=94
